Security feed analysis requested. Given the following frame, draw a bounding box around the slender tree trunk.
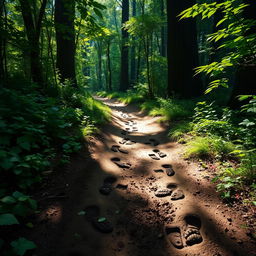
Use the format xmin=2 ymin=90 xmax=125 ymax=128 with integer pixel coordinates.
xmin=0 ymin=0 xmax=5 ymax=86
xmin=106 ymin=41 xmax=112 ymax=91
xmin=119 ymin=0 xmax=129 ymax=91
xmin=144 ymin=37 xmax=153 ymax=98
xmin=130 ymin=0 xmax=136 ymax=87
xmin=167 ymin=0 xmax=203 ymax=98
xmin=136 ymin=42 xmax=141 ymax=83
xmin=19 ymin=0 xmax=46 ymax=85
xmin=55 ymin=0 xmax=77 ymax=86
xmin=97 ymin=42 xmax=103 ymax=90
xmin=45 ymin=3 xmax=58 ymax=87
xmin=160 ymin=0 xmax=166 ymax=57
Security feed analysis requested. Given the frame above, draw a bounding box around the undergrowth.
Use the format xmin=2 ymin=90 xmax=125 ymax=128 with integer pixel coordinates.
xmin=0 ymin=83 xmax=110 ymax=254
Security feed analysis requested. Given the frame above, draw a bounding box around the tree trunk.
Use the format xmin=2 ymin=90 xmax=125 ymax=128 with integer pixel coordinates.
xmin=55 ymin=0 xmax=77 ymax=86
xmin=19 ymin=0 xmax=46 ymax=85
xmin=119 ymin=0 xmax=129 ymax=91
xmin=136 ymin=42 xmax=141 ymax=83
xmin=130 ymin=0 xmax=136 ymax=87
xmin=97 ymin=42 xmax=103 ymax=90
xmin=167 ymin=0 xmax=203 ymax=98
xmin=160 ymin=0 xmax=166 ymax=57
xmin=106 ymin=41 xmax=112 ymax=91
xmin=0 ymin=0 xmax=5 ymax=86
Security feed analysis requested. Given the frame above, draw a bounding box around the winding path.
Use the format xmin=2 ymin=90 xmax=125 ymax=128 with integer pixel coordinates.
xmin=34 ymin=97 xmax=256 ymax=256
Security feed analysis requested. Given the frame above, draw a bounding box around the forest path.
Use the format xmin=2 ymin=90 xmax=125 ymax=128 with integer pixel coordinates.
xmin=33 ymin=97 xmax=255 ymax=256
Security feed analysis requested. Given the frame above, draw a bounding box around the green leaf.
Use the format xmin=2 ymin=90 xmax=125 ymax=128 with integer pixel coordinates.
xmin=97 ymin=217 xmax=106 ymax=223
xmin=94 ymin=8 xmax=103 ymax=19
xmin=13 ymin=191 xmax=28 ymax=201
xmin=0 ymin=214 xmax=19 ymax=225
xmin=1 ymin=196 xmax=16 ymax=204
xmin=77 ymin=211 xmax=86 ymax=216
xmin=26 ymin=222 xmax=34 ymax=228
xmin=17 ymin=136 xmax=31 ymax=151
xmin=13 ymin=203 xmax=30 ymax=217
xmin=11 ymin=237 xmax=37 ymax=256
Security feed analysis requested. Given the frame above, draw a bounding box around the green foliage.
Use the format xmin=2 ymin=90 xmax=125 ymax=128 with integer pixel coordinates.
xmin=0 ymin=214 xmax=19 ymax=226
xmin=168 ymin=121 xmax=193 ymax=141
xmin=11 ymin=237 xmax=37 ymax=256
xmin=147 ymin=98 xmax=194 ymax=122
xmin=124 ymin=14 xmax=163 ymax=38
xmin=0 ymin=84 xmax=110 ymax=254
xmin=97 ymin=91 xmax=145 ymax=104
xmin=185 ymin=136 xmax=235 ymax=159
xmin=180 ymin=0 xmax=256 ymax=92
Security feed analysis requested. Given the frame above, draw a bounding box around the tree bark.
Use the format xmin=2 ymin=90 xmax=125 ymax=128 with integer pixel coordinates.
xmin=119 ymin=0 xmax=129 ymax=91
xmin=130 ymin=0 xmax=136 ymax=87
xmin=167 ymin=0 xmax=203 ymax=98
xmin=106 ymin=41 xmax=112 ymax=91
xmin=160 ymin=0 xmax=166 ymax=57
xmin=55 ymin=0 xmax=77 ymax=86
xmin=96 ymin=42 xmax=103 ymax=90
xmin=19 ymin=0 xmax=46 ymax=85
xmin=0 ymin=0 xmax=5 ymax=86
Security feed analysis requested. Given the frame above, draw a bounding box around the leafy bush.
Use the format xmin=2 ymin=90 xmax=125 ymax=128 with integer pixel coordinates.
xmin=185 ymin=136 xmax=235 ymax=159
xmin=0 ymin=85 xmax=111 ymax=254
xmin=147 ymin=98 xmax=194 ymax=122
xmin=168 ymin=121 xmax=193 ymax=141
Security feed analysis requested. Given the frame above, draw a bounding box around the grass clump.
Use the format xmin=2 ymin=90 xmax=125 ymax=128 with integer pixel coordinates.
xmin=149 ymin=98 xmax=194 ymax=121
xmin=185 ymin=136 xmax=235 ymax=159
xmin=97 ymin=91 xmax=144 ymax=104
xmin=168 ymin=121 xmax=193 ymax=141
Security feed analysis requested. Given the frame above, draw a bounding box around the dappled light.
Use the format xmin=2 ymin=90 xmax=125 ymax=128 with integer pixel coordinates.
xmin=1 ymin=0 xmax=255 ymax=255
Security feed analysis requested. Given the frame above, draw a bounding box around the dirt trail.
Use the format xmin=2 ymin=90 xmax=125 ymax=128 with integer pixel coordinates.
xmin=31 ymin=97 xmax=256 ymax=256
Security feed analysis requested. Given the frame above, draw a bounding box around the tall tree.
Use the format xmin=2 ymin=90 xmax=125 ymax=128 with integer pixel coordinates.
xmin=167 ymin=0 xmax=203 ymax=98
xmin=19 ymin=0 xmax=47 ymax=85
xmin=55 ymin=0 xmax=77 ymax=86
xmin=160 ymin=0 xmax=166 ymax=57
xmin=0 ymin=0 xmax=6 ymax=86
xmin=130 ymin=0 xmax=136 ymax=86
xmin=119 ymin=0 xmax=129 ymax=91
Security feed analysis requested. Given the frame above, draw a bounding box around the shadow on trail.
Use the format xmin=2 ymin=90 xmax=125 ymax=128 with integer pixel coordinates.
xmin=25 ymin=96 xmax=255 ymax=256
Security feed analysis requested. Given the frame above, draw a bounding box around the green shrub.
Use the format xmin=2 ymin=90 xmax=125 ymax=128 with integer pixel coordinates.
xmin=168 ymin=121 xmax=193 ymax=141
xmin=0 ymin=85 xmax=111 ymax=254
xmin=185 ymin=136 xmax=235 ymax=159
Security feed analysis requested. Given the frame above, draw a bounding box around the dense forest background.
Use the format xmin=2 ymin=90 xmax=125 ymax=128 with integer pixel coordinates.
xmin=0 ymin=0 xmax=255 ymax=254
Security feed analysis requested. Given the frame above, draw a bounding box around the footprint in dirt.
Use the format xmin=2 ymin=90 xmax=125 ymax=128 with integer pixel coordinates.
xmin=165 ymin=215 xmax=202 ymax=249
xmin=116 ymin=183 xmax=128 ymax=190
xmin=111 ymin=145 xmax=129 ymax=154
xmin=162 ymin=164 xmax=175 ymax=176
xmin=153 ymin=169 xmax=164 ymax=173
xmin=183 ymin=214 xmax=203 ymax=246
xmin=154 ymin=183 xmax=185 ymax=200
xmin=83 ymin=205 xmax=113 ymax=233
xmin=149 ymin=153 xmax=160 ymax=160
xmin=145 ymin=138 xmax=160 ymax=146
xmin=165 ymin=226 xmax=184 ymax=249
xmin=111 ymin=157 xmax=132 ymax=169
xmin=119 ymin=138 xmax=136 ymax=145
xmin=167 ymin=183 xmax=185 ymax=201
xmin=121 ymin=113 xmax=130 ymax=119
xmin=153 ymin=149 xmax=167 ymax=158
xmin=99 ymin=176 xmax=117 ymax=196
xmin=121 ymin=130 xmax=128 ymax=135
